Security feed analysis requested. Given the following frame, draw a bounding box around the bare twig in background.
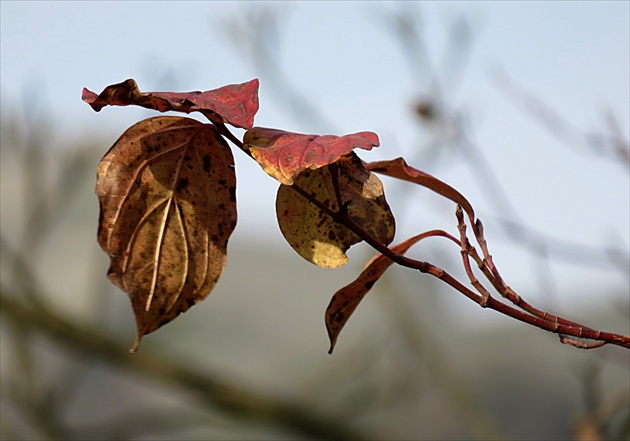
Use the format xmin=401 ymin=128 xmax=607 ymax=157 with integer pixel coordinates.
xmin=572 ymin=364 xmax=630 ymax=440
xmin=218 ymin=4 xmax=338 ymax=133
xmin=493 ymin=67 xmax=630 ymax=170
xmin=1 ymin=289 xmax=364 ymax=441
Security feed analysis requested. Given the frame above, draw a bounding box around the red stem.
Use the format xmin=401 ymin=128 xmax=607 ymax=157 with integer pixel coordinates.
xmin=216 ymin=121 xmax=630 ymax=350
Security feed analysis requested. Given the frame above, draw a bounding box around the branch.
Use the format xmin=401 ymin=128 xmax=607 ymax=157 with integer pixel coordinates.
xmin=215 ymin=121 xmax=629 ymax=350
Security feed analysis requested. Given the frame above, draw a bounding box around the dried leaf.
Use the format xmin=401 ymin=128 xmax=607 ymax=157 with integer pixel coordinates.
xmin=365 ymin=157 xmax=476 ymax=222
xmin=276 ymin=153 xmax=395 ymax=268
xmin=83 ymin=79 xmax=259 ymax=129
xmin=96 ymin=116 xmax=237 ymax=351
xmin=244 ymin=127 xmax=379 ymax=185
xmin=326 ymin=232 xmax=435 ymax=353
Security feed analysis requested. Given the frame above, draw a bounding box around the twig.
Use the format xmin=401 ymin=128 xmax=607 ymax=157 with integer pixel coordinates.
xmin=455 ymin=205 xmax=491 ymax=306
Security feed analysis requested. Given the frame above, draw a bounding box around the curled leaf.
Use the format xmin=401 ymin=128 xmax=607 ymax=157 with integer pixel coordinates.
xmin=365 ymin=157 xmax=476 ymax=222
xmin=326 ymin=231 xmax=448 ymax=353
xmin=244 ymin=127 xmax=379 ymax=185
xmin=96 ymin=116 xmax=237 ymax=351
xmin=276 ymin=153 xmax=395 ymax=268
xmin=83 ymin=79 xmax=259 ymax=129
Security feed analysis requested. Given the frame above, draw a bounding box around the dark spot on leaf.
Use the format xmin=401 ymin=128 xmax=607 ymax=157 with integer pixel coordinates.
xmin=203 ymin=155 xmax=211 ymax=172
xmin=364 ymin=280 xmax=375 ymax=290
xmin=177 ymin=178 xmax=189 ymax=191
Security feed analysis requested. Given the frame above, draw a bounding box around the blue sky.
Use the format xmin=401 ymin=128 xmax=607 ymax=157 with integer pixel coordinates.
xmin=2 ymin=1 xmax=629 ymax=303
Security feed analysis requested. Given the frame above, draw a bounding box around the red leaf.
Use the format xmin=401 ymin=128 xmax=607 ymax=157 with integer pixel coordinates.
xmin=244 ymin=128 xmax=379 ymax=185
xmin=365 ymin=157 xmax=476 ymax=222
xmin=326 ymin=231 xmax=447 ymax=353
xmin=82 ymin=79 xmax=259 ymax=129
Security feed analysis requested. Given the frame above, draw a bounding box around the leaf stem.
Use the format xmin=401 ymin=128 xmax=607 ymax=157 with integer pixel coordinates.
xmin=209 ymin=119 xmax=250 ymax=156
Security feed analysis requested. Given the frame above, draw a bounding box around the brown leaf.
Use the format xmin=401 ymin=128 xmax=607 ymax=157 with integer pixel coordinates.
xmin=276 ymin=153 xmax=395 ymax=268
xmin=83 ymin=79 xmax=259 ymax=129
xmin=96 ymin=116 xmax=237 ymax=351
xmin=244 ymin=127 xmax=379 ymax=185
xmin=365 ymin=157 xmax=476 ymax=222
xmin=326 ymin=232 xmax=437 ymax=353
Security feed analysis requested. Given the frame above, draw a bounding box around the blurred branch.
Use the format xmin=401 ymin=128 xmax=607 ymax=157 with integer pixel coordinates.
xmin=376 ymin=274 xmax=507 ymax=440
xmin=495 ymin=217 xmax=630 ymax=282
xmin=492 ymin=66 xmax=630 ymax=170
xmin=0 ymin=290 xmax=365 ymax=441
xmin=23 ymin=147 xmax=96 ymax=248
xmin=381 ymin=5 xmax=439 ymax=97
xmin=380 ymin=6 xmax=476 ymax=103
xmin=573 ymin=364 xmax=630 ymax=440
xmin=218 ymin=4 xmax=338 ymax=133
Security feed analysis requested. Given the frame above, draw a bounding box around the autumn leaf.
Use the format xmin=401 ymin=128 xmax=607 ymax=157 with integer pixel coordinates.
xmin=276 ymin=153 xmax=395 ymax=268
xmin=326 ymin=230 xmax=452 ymax=353
xmin=244 ymin=127 xmax=379 ymax=185
xmin=365 ymin=157 xmax=476 ymax=223
xmin=96 ymin=116 xmax=237 ymax=351
xmin=83 ymin=78 xmax=259 ymax=129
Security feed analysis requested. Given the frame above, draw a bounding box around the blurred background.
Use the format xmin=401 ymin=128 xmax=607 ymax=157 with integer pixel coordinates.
xmin=1 ymin=1 xmax=628 ymax=440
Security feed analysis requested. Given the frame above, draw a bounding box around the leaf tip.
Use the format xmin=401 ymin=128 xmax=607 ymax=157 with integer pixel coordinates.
xmin=327 ymin=340 xmax=337 ymax=355
xmin=81 ymin=87 xmax=99 ymax=107
xmin=326 ymin=314 xmax=339 ymax=354
xmin=130 ymin=334 xmax=142 ymax=354
xmin=358 ymin=131 xmax=380 ymax=149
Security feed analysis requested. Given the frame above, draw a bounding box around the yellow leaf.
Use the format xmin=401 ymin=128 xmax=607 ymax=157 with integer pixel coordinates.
xmin=276 ymin=153 xmax=395 ymax=268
